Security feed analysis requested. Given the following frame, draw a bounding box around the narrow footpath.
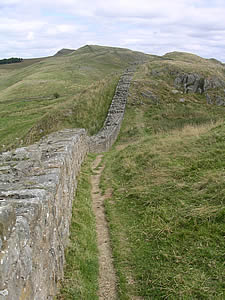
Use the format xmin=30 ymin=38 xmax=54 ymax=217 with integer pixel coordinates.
xmin=91 ymin=155 xmax=117 ymax=300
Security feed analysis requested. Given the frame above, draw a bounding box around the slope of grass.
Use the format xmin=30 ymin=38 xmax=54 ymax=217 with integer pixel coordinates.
xmin=0 ymin=45 xmax=148 ymax=151
xmin=100 ymin=60 xmax=225 ymax=299
xmin=141 ymin=51 xmax=225 ymax=90
xmin=21 ymin=74 xmax=120 ymax=146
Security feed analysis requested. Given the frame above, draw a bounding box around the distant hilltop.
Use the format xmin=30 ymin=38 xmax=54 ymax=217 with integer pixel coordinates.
xmin=54 ymin=48 xmax=75 ymax=56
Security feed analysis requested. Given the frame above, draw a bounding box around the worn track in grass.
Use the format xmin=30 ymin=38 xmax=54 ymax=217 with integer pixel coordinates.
xmin=91 ymin=155 xmax=117 ymax=299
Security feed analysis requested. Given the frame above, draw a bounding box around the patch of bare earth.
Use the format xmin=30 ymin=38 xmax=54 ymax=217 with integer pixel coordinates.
xmin=91 ymin=155 xmax=117 ymax=299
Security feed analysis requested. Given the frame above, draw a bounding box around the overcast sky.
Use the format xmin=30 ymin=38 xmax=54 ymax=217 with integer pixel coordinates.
xmin=1 ymin=0 xmax=225 ymax=61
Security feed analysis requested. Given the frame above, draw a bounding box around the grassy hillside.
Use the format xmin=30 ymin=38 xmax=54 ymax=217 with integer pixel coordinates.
xmin=2 ymin=46 xmax=225 ymax=298
xmin=0 ymin=45 xmax=148 ymax=151
xmin=99 ymin=53 xmax=225 ymax=299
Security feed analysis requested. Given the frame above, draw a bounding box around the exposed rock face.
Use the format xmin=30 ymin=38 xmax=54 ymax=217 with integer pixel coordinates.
xmin=0 ymin=67 xmax=136 ymax=299
xmin=174 ymin=72 xmax=225 ymax=105
xmin=174 ymin=73 xmax=225 ymax=94
xmin=206 ymin=93 xmax=225 ymax=106
xmin=174 ymin=73 xmax=205 ymax=94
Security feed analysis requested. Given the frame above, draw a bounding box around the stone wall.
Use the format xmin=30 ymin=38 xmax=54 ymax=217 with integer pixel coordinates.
xmin=0 ymin=67 xmax=135 ymax=299
xmin=89 ymin=67 xmax=135 ymax=152
xmin=0 ymin=129 xmax=89 ymax=299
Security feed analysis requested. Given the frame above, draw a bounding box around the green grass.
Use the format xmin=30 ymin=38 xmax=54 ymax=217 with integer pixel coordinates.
xmin=2 ymin=46 xmax=225 ymax=299
xmin=56 ymin=154 xmax=99 ymax=300
xmin=0 ymin=45 xmax=148 ymax=151
xmin=100 ymin=60 xmax=225 ymax=299
xmin=20 ymin=75 xmax=120 ymax=146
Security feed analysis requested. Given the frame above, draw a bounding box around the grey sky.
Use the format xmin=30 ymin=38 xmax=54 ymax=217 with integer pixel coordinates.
xmin=1 ymin=0 xmax=225 ymax=61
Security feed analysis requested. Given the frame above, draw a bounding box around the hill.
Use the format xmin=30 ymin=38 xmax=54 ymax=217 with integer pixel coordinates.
xmin=1 ymin=45 xmax=225 ymax=298
xmin=98 ymin=52 xmax=225 ymax=299
xmin=0 ymin=45 xmax=148 ymax=151
xmin=58 ymin=50 xmax=225 ymax=299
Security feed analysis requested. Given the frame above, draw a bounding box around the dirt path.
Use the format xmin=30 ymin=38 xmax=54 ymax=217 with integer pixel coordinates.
xmin=91 ymin=155 xmax=117 ymax=300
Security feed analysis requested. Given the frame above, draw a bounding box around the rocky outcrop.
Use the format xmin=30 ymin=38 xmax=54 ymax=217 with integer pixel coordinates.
xmin=174 ymin=73 xmax=225 ymax=94
xmin=0 ymin=67 xmax=136 ymax=300
xmin=174 ymin=73 xmax=204 ymax=94
xmin=206 ymin=94 xmax=225 ymax=106
xmin=173 ymin=73 xmax=225 ymax=105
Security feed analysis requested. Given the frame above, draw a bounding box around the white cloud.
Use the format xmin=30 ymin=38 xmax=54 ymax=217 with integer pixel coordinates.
xmin=27 ymin=32 xmax=34 ymax=40
xmin=46 ymin=25 xmax=80 ymax=36
xmin=0 ymin=0 xmax=225 ymax=61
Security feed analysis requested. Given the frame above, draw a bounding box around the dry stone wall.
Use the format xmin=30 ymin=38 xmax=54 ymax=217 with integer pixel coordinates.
xmin=89 ymin=67 xmax=135 ymax=152
xmin=0 ymin=129 xmax=89 ymax=300
xmin=0 ymin=67 xmax=136 ymax=300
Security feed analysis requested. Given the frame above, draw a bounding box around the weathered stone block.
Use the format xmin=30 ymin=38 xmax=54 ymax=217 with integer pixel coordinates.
xmin=0 ymin=204 xmax=16 ymax=246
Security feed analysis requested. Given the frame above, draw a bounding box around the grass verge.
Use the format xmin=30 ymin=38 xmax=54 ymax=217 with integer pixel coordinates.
xmin=103 ymin=122 xmax=225 ymax=299
xmin=56 ymin=154 xmax=99 ymax=300
xmin=100 ymin=71 xmax=225 ymax=299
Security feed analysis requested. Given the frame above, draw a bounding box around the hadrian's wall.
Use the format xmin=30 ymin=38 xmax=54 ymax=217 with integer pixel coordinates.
xmin=89 ymin=67 xmax=135 ymax=152
xmin=0 ymin=129 xmax=89 ymax=300
xmin=0 ymin=67 xmax=135 ymax=300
